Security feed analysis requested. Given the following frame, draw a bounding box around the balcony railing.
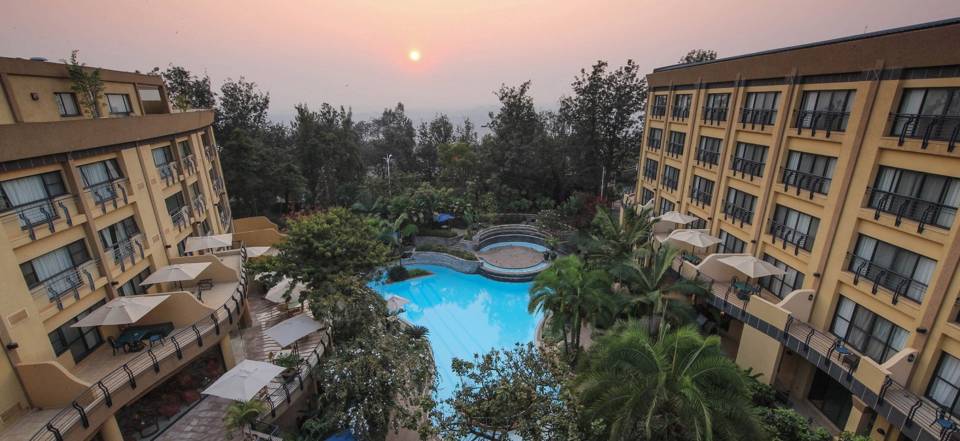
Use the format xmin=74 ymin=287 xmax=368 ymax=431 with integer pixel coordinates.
xmin=204 ymin=144 xmax=218 ymax=162
xmin=867 ymin=188 xmax=957 ymax=233
xmin=666 ymin=141 xmax=684 ymax=158
xmin=662 ymin=178 xmax=678 ymax=192
xmin=781 ymin=168 xmax=831 ymax=199
xmin=0 ymin=195 xmax=78 ymax=241
xmin=722 ymin=203 xmax=753 ymax=226
xmin=157 ymin=162 xmax=181 ymax=186
xmin=84 ymin=179 xmax=129 ymax=214
xmin=192 ymin=196 xmax=206 ymax=218
xmin=695 ymin=149 xmax=720 ymax=167
xmin=642 ymin=171 xmax=657 ymax=182
xmin=651 ymin=105 xmax=667 ymax=118
xmin=702 ymin=106 xmax=728 ymax=124
xmin=730 ymin=156 xmax=765 ymax=180
xmin=212 ymin=176 xmax=225 ymax=193
xmin=183 ymin=154 xmax=197 ymax=175
xmin=769 ymin=220 xmax=813 ymax=254
xmin=689 ymin=187 xmax=712 ymax=206
xmin=795 ymin=109 xmax=849 ymax=137
xmin=648 ymin=136 xmax=662 ymax=151
xmin=671 ymin=106 xmax=690 ymax=120
xmin=104 ymin=235 xmax=145 ymax=273
xmin=171 ymin=207 xmax=191 ymax=231
xmin=29 ymin=259 xmax=100 ymax=311
xmin=740 ymin=108 xmax=777 ymax=130
xmin=846 ymin=253 xmax=927 ymax=304
xmin=891 ymin=113 xmax=960 ymax=152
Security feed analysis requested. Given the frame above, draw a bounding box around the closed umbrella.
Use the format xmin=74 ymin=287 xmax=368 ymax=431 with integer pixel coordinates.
xmin=386 ymin=295 xmax=411 ymax=313
xmin=667 ymin=229 xmax=722 ymax=249
xmin=71 ymin=295 xmax=170 ymax=327
xmin=139 ymin=262 xmax=211 ymax=290
xmin=184 ymin=234 xmax=233 ymax=253
xmin=202 ymin=360 xmax=286 ymax=401
xmin=718 ymin=255 xmax=786 ymax=278
xmin=264 ymin=277 xmax=307 ymax=304
xmin=658 ymin=211 xmax=698 ymax=225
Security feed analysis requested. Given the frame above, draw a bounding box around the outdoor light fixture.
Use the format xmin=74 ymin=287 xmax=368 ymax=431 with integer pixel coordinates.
xmin=5 ymin=342 xmax=18 ymax=350
xmin=917 ymin=327 xmax=928 ymax=334
xmin=30 ymin=92 xmax=39 ymax=100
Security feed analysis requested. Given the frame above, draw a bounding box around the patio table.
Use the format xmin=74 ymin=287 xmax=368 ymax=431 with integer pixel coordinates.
xmin=681 ymin=254 xmax=702 ymax=265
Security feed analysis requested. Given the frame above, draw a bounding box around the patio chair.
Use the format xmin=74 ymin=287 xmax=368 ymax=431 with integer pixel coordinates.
xmin=107 ymin=336 xmax=126 ymax=355
xmin=148 ymin=334 xmax=164 ymax=347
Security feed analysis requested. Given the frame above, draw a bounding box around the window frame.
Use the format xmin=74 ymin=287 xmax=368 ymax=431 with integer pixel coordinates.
xmin=106 ymin=93 xmax=133 ymax=115
xmin=830 ymin=296 xmax=908 ymax=364
xmin=48 ymin=300 xmax=105 ymax=363
xmin=759 ymin=254 xmax=805 ymax=298
xmin=717 ymin=229 xmax=746 ymax=254
xmin=54 ymin=92 xmax=81 ymax=117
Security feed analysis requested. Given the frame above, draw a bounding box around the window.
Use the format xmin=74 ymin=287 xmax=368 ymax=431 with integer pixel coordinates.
xmin=641 ymin=188 xmax=655 ymax=205
xmin=658 ymin=198 xmax=675 ymax=215
xmin=165 ymin=192 xmax=187 ymax=216
xmin=672 ymin=94 xmax=692 ymax=119
xmin=797 ymin=90 xmax=855 ymax=133
xmin=849 ymin=234 xmax=935 ymax=303
xmin=723 ymin=187 xmax=756 ymax=226
xmin=651 ymin=95 xmax=668 ymax=117
xmin=662 ymin=166 xmax=680 ymax=191
xmin=927 ymin=352 xmax=960 ymax=418
xmin=54 ymin=92 xmax=80 ymax=117
xmin=782 ymin=151 xmax=836 ymax=196
xmin=648 ymin=128 xmax=663 ymax=150
xmin=760 ymin=254 xmax=805 ymax=298
xmin=741 ymin=91 xmax=780 ymax=127
xmin=0 ymin=172 xmax=68 ymax=226
xmin=686 ymin=212 xmax=707 ymax=229
xmin=703 ymin=93 xmax=730 ymax=123
xmin=868 ymin=166 xmax=960 ymax=230
xmin=153 ymin=146 xmax=176 ymax=180
xmin=690 ymin=175 xmax=714 ymax=206
xmin=20 ymin=240 xmax=91 ymax=295
xmin=667 ymin=131 xmax=685 ymax=157
xmin=79 ymin=159 xmax=124 ymax=204
xmin=118 ymin=268 xmax=151 ymax=296
xmin=891 ymin=88 xmax=960 ymax=144
xmin=48 ymin=300 xmax=105 ymax=363
xmin=99 ymin=216 xmax=140 ymax=261
xmin=201 ymin=132 xmax=211 ymax=147
xmin=177 ymin=237 xmax=189 ymax=256
xmin=695 ymin=136 xmax=722 ymax=166
xmin=717 ymin=229 xmax=746 ymax=253
xmin=643 ymin=159 xmax=658 ymax=181
xmin=106 ymin=93 xmax=132 ymax=115
xmin=178 ymin=140 xmax=192 ymax=158
xmin=730 ymin=142 xmax=768 ymax=179
xmin=770 ymin=205 xmax=820 ymax=252
xmin=830 ymin=296 xmax=908 ymax=364
xmin=191 ymin=182 xmax=203 ymax=200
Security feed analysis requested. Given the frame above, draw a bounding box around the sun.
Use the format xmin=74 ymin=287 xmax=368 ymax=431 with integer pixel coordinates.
xmin=408 ymin=50 xmax=421 ymax=62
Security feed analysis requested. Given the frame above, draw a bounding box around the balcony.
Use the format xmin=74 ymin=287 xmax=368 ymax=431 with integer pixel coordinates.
xmin=82 ymin=179 xmax=132 ymax=217
xmin=695 ymin=149 xmax=720 ymax=167
xmin=891 ymin=113 xmax=960 ymax=152
xmin=781 ymin=168 xmax=831 ymax=199
xmin=651 ymin=105 xmax=667 ymax=118
xmin=671 ymin=106 xmax=690 ymax=121
xmin=0 ymin=195 xmax=85 ymax=244
xmin=845 ymin=253 xmax=926 ymax=304
xmin=769 ymin=220 xmax=813 ymax=255
xmin=212 ymin=176 xmax=225 ymax=194
xmin=722 ymin=203 xmax=753 ymax=227
xmin=795 ymin=110 xmax=849 ymax=138
xmin=171 ymin=207 xmax=191 ymax=232
xmin=702 ymin=106 xmax=728 ymax=125
xmin=183 ymin=154 xmax=198 ymax=176
xmin=192 ymin=196 xmax=207 ymax=219
xmin=30 ymin=260 xmax=104 ymax=316
xmin=666 ymin=141 xmax=684 ymax=158
xmin=642 ymin=171 xmax=657 ymax=183
xmin=662 ymin=178 xmax=678 ymax=192
xmin=156 ymin=162 xmax=182 ymax=187
xmin=739 ymin=108 xmax=777 ymax=130
xmin=203 ymin=145 xmax=216 ymax=163
xmin=102 ymin=235 xmax=146 ymax=276
xmin=730 ymin=156 xmax=765 ymax=180
xmin=689 ymin=188 xmax=712 ymax=207
xmin=867 ymin=188 xmax=957 ymax=233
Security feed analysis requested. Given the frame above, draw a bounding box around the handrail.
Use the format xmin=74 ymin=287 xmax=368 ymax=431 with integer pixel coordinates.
xmin=722 ymin=202 xmax=753 ymax=227
xmin=183 ymin=154 xmax=197 ymax=175
xmin=702 ymin=106 xmax=728 ymax=124
xmin=695 ymin=148 xmax=720 ymax=166
xmin=30 ymin=248 xmax=249 ymax=441
xmin=671 ymin=106 xmax=690 ymax=120
xmin=651 ymin=105 xmax=667 ymax=118
xmin=156 ymin=161 xmax=181 ymax=186
xmin=846 ymin=253 xmax=926 ymax=304
xmin=257 ymin=325 xmax=330 ymax=419
xmin=689 ymin=187 xmax=712 ymax=207
xmin=781 ymin=167 xmax=831 ymax=199
xmin=103 ymin=235 xmax=145 ymax=273
xmin=890 ymin=113 xmax=960 ymax=152
xmin=0 ymin=194 xmax=78 ymax=240
xmin=29 ymin=259 xmax=101 ymax=311
xmin=867 ymin=187 xmax=957 ymax=232
xmin=662 ymin=177 xmax=678 ymax=192
xmin=795 ymin=109 xmax=849 ymax=137
xmin=84 ymin=178 xmax=130 ymax=214
xmin=171 ymin=207 xmax=191 ymax=231
xmin=730 ymin=156 xmax=765 ymax=180
xmin=769 ymin=220 xmax=813 ymax=254
xmin=647 ymin=133 xmax=662 ymax=150
xmin=739 ymin=108 xmax=777 ymax=130
xmin=666 ymin=140 xmax=684 ymax=157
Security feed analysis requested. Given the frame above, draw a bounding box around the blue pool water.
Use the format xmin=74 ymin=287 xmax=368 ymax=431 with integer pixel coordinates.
xmin=370 ymin=264 xmax=539 ymax=400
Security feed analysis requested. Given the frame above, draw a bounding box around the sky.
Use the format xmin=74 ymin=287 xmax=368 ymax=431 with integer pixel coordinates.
xmin=2 ymin=0 xmax=959 ymax=126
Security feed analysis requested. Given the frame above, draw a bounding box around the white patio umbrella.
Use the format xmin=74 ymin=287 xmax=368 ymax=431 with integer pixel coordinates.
xmin=718 ymin=255 xmax=786 ymax=278
xmin=139 ymin=262 xmax=211 ymax=290
xmin=264 ymin=314 xmax=323 ymax=348
xmin=264 ymin=277 xmax=307 ymax=304
xmin=245 ymin=246 xmax=275 ymax=258
xmin=667 ymin=229 xmax=722 ymax=249
xmin=184 ymin=234 xmax=233 ymax=253
xmin=386 ymin=295 xmax=411 ymax=313
xmin=71 ymin=295 xmax=170 ymax=327
xmin=658 ymin=211 xmax=698 ymax=225
xmin=202 ymin=360 xmax=286 ymax=401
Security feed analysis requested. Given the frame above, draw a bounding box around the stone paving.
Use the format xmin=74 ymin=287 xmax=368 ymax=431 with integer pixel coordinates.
xmin=476 ymin=245 xmax=544 ymax=269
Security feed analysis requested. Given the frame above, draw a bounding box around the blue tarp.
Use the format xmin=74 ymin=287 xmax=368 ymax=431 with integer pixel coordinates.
xmin=434 ymin=213 xmax=455 ymax=223
xmin=326 ymin=431 xmax=355 ymax=441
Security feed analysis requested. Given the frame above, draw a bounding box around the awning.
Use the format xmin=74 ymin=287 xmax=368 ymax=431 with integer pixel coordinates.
xmin=202 ymin=360 xmax=285 ymax=401
xmin=718 ymin=255 xmax=786 ymax=278
xmin=185 ymin=234 xmax=233 ymax=253
xmin=264 ymin=277 xmax=307 ymax=304
xmin=657 ymin=211 xmax=698 ymax=225
xmin=386 ymin=295 xmax=411 ymax=313
xmin=139 ymin=263 xmax=211 ymax=286
xmin=667 ymin=229 xmax=722 ymax=248
xmin=71 ymin=295 xmax=170 ymax=327
xmin=263 ymin=314 xmax=323 ymax=347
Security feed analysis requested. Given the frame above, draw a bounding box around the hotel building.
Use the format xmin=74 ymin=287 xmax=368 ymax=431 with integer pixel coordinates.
xmin=635 ymin=18 xmax=960 ymax=441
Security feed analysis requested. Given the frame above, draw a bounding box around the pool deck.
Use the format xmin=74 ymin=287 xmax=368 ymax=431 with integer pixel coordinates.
xmin=476 ymin=245 xmax=544 ymax=269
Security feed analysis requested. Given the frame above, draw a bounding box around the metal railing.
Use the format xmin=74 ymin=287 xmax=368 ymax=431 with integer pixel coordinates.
xmin=648 ymin=135 xmax=662 ymax=151
xmin=183 ymin=155 xmax=197 ymax=176
xmin=769 ymin=220 xmax=813 ymax=254
xmin=0 ymin=195 xmax=78 ymax=241
xmin=740 ymin=108 xmax=777 ymax=130
xmin=730 ymin=156 xmax=765 ymax=180
xmin=84 ymin=179 xmax=129 ymax=214
xmin=156 ymin=162 xmax=181 ymax=186
xmin=689 ymin=187 xmax=712 ymax=207
xmin=192 ymin=196 xmax=206 ymax=218
xmin=695 ymin=148 xmax=720 ymax=167
xmin=256 ymin=327 xmax=330 ymax=421
xmin=868 ymin=187 xmax=957 ymax=233
xmin=666 ymin=141 xmax=684 ymax=157
xmin=846 ymin=253 xmax=927 ymax=304
xmin=31 ymin=251 xmax=249 ymax=441
xmin=171 ymin=207 xmax=191 ymax=231
xmin=103 ymin=235 xmax=145 ymax=273
xmin=212 ymin=176 xmax=225 ymax=193
xmin=29 ymin=259 xmax=100 ymax=311
xmin=651 ymin=105 xmax=666 ymax=118
xmin=722 ymin=203 xmax=753 ymax=226
xmin=642 ymin=169 xmax=657 ymax=182
xmin=781 ymin=168 xmax=831 ymax=199
xmin=795 ymin=109 xmax=849 ymax=137
xmin=204 ymin=145 xmax=216 ymax=162
xmin=662 ymin=177 xmax=678 ymax=192
xmin=891 ymin=113 xmax=960 ymax=152
xmin=702 ymin=106 xmax=728 ymax=124
xmin=671 ymin=106 xmax=690 ymax=120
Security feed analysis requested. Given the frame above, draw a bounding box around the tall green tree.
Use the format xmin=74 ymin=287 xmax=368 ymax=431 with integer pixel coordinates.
xmin=678 ymin=49 xmax=718 ymax=64
xmin=367 ymin=103 xmax=418 ymax=174
xmin=293 ymin=103 xmax=364 ymax=207
xmin=621 ymin=245 xmax=709 ymax=335
xmin=416 ymin=114 xmax=454 ymax=180
xmin=216 ymin=77 xmax=270 ymax=135
xmin=578 ymin=206 xmax=653 ymax=280
xmin=152 ymin=65 xmax=215 ymax=110
xmin=62 ymin=50 xmax=104 ymax=117
xmin=576 ymin=323 xmax=767 ymax=441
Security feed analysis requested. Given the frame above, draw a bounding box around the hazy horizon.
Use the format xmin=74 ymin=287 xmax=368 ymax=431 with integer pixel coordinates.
xmin=3 ymin=1 xmax=959 ymax=127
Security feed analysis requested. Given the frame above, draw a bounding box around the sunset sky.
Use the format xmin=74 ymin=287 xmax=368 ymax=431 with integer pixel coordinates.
xmin=2 ymin=0 xmax=959 ymax=124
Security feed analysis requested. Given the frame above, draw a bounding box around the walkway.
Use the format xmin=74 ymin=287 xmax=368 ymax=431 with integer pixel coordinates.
xmin=477 ymin=245 xmax=544 ymax=269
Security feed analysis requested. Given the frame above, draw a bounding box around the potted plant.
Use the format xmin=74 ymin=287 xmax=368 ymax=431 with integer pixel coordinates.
xmin=273 ymin=353 xmax=303 ymax=382
xmin=223 ymin=399 xmax=267 ymax=440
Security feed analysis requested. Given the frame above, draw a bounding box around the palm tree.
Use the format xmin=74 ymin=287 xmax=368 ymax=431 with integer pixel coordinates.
xmin=575 ymin=323 xmax=766 ymax=441
xmin=223 ymin=399 xmax=268 ymax=440
xmin=622 ymin=244 xmax=708 ymax=335
xmin=579 ymin=206 xmax=653 ymax=280
xmin=529 ymin=255 xmax=615 ymax=360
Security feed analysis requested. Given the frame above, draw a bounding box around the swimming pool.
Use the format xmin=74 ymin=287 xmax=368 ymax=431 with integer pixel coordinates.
xmin=370 ymin=264 xmax=539 ymax=400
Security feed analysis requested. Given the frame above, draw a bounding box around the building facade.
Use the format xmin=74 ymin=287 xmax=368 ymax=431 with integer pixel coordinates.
xmin=0 ymin=57 xmax=250 ymax=440
xmin=636 ymin=19 xmax=960 ymax=441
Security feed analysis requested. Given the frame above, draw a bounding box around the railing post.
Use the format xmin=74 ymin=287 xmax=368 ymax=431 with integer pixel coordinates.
xmin=95 ymin=381 xmax=112 ymax=407
xmin=71 ymin=401 xmax=89 ymax=428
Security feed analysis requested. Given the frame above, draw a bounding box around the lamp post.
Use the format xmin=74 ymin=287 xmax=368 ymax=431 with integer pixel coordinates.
xmin=384 ymin=154 xmax=393 ymax=196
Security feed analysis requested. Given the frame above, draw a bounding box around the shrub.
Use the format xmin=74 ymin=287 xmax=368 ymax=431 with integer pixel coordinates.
xmin=416 ymin=244 xmax=478 ymax=261
xmin=419 ymin=228 xmax=459 ymax=238
xmin=760 ymin=407 xmax=831 ymax=441
xmin=273 ymin=353 xmax=303 ymax=370
xmin=387 ymin=265 xmax=410 ymax=282
xmin=405 ymin=325 xmax=430 ymax=340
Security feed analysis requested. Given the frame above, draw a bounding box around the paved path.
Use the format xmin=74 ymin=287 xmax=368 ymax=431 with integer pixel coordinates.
xmin=154 ymin=396 xmax=233 ymax=441
xmin=476 ymin=245 xmax=544 ymax=269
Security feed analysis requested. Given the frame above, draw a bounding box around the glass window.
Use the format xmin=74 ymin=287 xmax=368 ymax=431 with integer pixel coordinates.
xmin=0 ymin=171 xmax=68 ymax=212
xmin=798 ymin=90 xmax=855 ymax=132
xmin=54 ymin=93 xmax=80 ymax=117
xmin=165 ymin=192 xmax=186 ymax=216
xmin=99 ymin=216 xmax=140 ymax=251
xmin=830 ymin=296 xmax=908 ymax=363
xmin=759 ymin=254 xmax=805 ymax=298
xmin=662 ymin=165 xmax=680 ymax=191
xmin=179 ymin=140 xmax=192 ymax=158
xmin=667 ymin=131 xmax=685 ymax=156
xmin=641 ymin=188 xmax=655 ymax=205
xmin=690 ymin=175 xmax=714 ymax=206
xmin=652 ymin=95 xmax=668 ymax=116
xmin=47 ymin=300 xmax=105 ymax=363
xmin=718 ymin=229 xmax=745 ymax=254
xmin=731 ymin=142 xmax=768 ymax=178
xmin=648 ymin=128 xmax=663 ymax=149
xmin=869 ymin=166 xmax=960 ymax=229
xmin=723 ymin=188 xmax=756 ymax=225
xmin=783 ymin=151 xmax=837 ymax=195
xmin=770 ymin=205 xmax=820 ymax=251
xmin=687 ymin=212 xmax=708 ymax=229
xmin=152 ymin=146 xmax=174 ymax=167
xmin=658 ymin=198 xmax=675 ymax=215
xmin=672 ymin=94 xmax=692 ymax=119
xmin=695 ymin=136 xmax=722 ymax=166
xmin=741 ymin=92 xmax=780 ymax=126
xmin=20 ymin=239 xmax=90 ymax=291
xmin=643 ymin=159 xmax=659 ymax=180
xmin=928 ymin=353 xmax=960 ymax=418
xmin=850 ymin=234 xmax=935 ymax=302
xmin=118 ymin=268 xmax=151 ymax=296
xmin=106 ymin=93 xmax=132 ymax=115
xmin=891 ymin=88 xmax=960 ymax=140
xmin=703 ymin=93 xmax=730 ymax=123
